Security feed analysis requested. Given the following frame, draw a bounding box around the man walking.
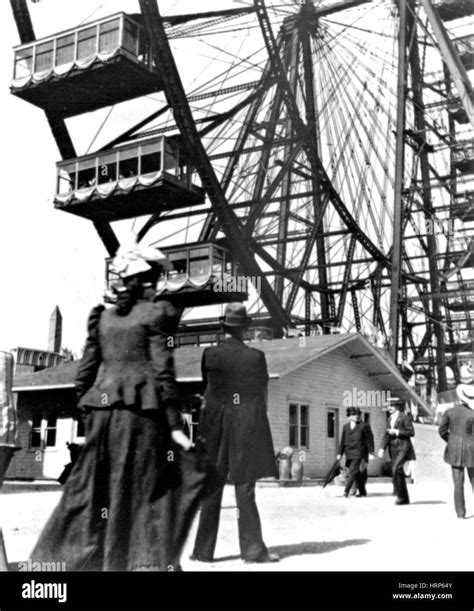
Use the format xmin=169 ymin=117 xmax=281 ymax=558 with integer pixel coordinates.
xmin=191 ymin=303 xmax=279 ymax=564
xmin=438 ymin=384 xmax=474 ymax=519
xmin=378 ymin=398 xmax=415 ymax=505
xmin=337 ymin=407 xmax=375 ymax=497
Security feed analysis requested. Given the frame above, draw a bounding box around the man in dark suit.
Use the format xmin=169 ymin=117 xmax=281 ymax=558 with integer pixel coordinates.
xmin=378 ymin=399 xmax=416 ymax=505
xmin=191 ymin=303 xmax=279 ymax=564
xmin=438 ymin=384 xmax=474 ymax=519
xmin=337 ymin=407 xmax=375 ymax=497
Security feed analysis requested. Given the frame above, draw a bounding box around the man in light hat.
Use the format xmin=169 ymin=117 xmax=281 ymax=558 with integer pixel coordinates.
xmin=378 ymin=398 xmax=416 ymax=505
xmin=439 ymin=384 xmax=474 ymax=519
xmin=337 ymin=407 xmax=375 ymax=498
xmin=191 ymin=302 xmax=279 ymax=564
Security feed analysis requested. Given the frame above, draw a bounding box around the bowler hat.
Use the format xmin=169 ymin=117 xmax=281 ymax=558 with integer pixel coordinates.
xmin=456 ymin=384 xmax=474 ymax=409
xmin=221 ymin=302 xmax=251 ymax=329
xmin=383 ymin=396 xmax=404 ymax=411
xmin=346 ymin=407 xmax=361 ymax=417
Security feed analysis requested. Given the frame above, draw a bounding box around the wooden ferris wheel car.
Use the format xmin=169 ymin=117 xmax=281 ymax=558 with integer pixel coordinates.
xmin=54 ymin=135 xmax=205 ymax=222
xmin=11 ymin=12 xmax=162 ymax=117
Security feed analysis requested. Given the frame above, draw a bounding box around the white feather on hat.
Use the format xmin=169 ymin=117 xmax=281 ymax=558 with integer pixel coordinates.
xmin=110 ymin=242 xmax=172 ymax=278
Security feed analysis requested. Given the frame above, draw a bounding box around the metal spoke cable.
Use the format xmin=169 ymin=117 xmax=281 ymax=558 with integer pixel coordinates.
xmin=77 ymin=3 xmax=105 ymax=26
xmin=85 ymin=105 xmax=115 ymax=154
xmin=182 ymin=38 xmax=267 ymax=84
xmin=170 ymin=23 xmax=262 ymax=38
xmin=165 ymin=11 xmax=258 ymax=39
xmin=326 ymin=31 xmax=398 ymax=192
xmin=323 ymin=17 xmax=399 ymax=40
xmin=319 ymin=41 xmax=366 ymax=229
xmin=201 ymin=26 xmax=254 ymax=120
xmin=334 ymin=56 xmax=394 ymax=248
xmin=150 ymin=213 xmax=204 ymax=246
xmin=309 ymin=0 xmax=381 ymax=53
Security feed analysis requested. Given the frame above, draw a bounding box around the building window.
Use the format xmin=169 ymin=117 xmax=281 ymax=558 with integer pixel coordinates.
xmin=289 ymin=402 xmax=309 ymax=449
xmin=74 ymin=416 xmax=86 ymax=440
xmin=183 ymin=394 xmax=202 ymax=443
xmin=29 ymin=411 xmax=57 ymax=450
xmin=44 ymin=415 xmax=57 ymax=447
xmin=363 ymin=412 xmax=371 ymax=424
xmin=327 ymin=410 xmax=336 ymax=438
xmin=30 ymin=412 xmax=43 ymax=449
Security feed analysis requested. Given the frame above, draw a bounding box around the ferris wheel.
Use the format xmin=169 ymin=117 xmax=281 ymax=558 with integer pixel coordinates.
xmin=9 ymin=0 xmax=474 ymax=391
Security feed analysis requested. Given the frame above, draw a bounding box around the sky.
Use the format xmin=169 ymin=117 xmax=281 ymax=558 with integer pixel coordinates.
xmin=3 ymin=0 xmax=469 ymax=359
xmin=0 ymin=0 xmax=240 ymax=356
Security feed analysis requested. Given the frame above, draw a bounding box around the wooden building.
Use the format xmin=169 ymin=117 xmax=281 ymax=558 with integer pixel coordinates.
xmin=10 ymin=333 xmax=428 ymax=481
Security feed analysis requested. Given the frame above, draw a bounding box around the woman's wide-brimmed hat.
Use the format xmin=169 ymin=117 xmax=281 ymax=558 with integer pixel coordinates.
xmin=456 ymin=384 xmax=474 ymax=409
xmin=110 ymin=242 xmax=172 ymax=278
xmin=220 ymin=302 xmax=252 ymax=329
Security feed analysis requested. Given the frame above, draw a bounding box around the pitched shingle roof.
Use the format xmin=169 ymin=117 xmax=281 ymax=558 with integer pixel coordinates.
xmin=13 ymin=333 xmax=430 ymax=414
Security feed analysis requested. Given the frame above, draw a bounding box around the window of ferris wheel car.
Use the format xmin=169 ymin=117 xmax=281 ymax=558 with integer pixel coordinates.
xmin=34 ymin=40 xmax=54 ymax=73
xmin=56 ymin=33 xmax=75 ymax=67
xmin=140 ymin=141 xmax=162 ymax=175
xmin=168 ymin=250 xmax=188 ymax=277
xmin=98 ymin=18 xmax=120 ymax=55
xmin=77 ymin=157 xmax=97 ymax=189
xmin=118 ymin=146 xmax=139 ymax=179
xmin=14 ymin=45 xmax=33 ymax=79
xmin=189 ymin=246 xmax=211 ymax=278
xmin=57 ymin=161 xmax=77 ymax=193
xmin=98 ymin=152 xmax=118 ymax=184
xmin=77 ymin=26 xmax=97 ymax=62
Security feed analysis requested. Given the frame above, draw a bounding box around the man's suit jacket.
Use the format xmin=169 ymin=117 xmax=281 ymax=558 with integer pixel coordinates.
xmin=198 ymin=337 xmax=277 ymax=483
xmin=381 ymin=411 xmax=416 ymax=461
xmin=338 ymin=421 xmax=374 ymax=461
xmin=439 ymin=404 xmax=474 ymax=467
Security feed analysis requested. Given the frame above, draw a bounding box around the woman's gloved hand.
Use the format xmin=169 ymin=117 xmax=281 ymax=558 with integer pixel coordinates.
xmin=171 ymin=429 xmax=194 ymax=451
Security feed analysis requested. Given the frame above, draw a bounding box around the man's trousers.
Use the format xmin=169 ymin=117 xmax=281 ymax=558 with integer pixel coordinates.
xmin=344 ymin=458 xmax=367 ymax=496
xmin=193 ymin=480 xmax=268 ymax=561
xmin=451 ymin=466 xmax=474 ymax=518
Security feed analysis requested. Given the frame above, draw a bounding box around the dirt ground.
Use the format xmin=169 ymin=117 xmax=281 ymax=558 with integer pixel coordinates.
xmin=1 ymin=478 xmax=472 ymax=572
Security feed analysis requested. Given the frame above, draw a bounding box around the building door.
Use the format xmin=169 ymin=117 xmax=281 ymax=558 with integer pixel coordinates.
xmin=326 ymin=408 xmax=339 ymax=470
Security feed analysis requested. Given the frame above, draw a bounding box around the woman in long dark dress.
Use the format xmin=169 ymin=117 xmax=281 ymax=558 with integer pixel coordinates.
xmin=30 ymin=245 xmax=193 ymax=571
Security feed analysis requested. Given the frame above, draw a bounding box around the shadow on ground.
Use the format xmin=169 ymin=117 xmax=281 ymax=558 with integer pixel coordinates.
xmin=352 ymin=492 xmax=393 ymax=498
xmin=270 ymin=539 xmax=370 ymax=559
xmin=212 ymin=539 xmax=370 ymax=563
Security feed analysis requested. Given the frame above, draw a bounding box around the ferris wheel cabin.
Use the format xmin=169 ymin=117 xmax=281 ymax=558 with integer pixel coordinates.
xmin=54 ymin=136 xmax=205 ymax=222
xmin=445 ymin=280 xmax=474 ymax=313
xmin=434 ymin=0 xmax=474 ymax=21
xmin=454 ymin=34 xmax=474 ymax=72
xmin=453 ymin=140 xmax=474 ymax=175
xmin=447 ymin=94 xmax=470 ymax=125
xmin=452 ymin=191 xmax=474 ymax=223
xmin=106 ymin=242 xmax=249 ymax=309
xmin=11 ymin=13 xmax=162 ymax=117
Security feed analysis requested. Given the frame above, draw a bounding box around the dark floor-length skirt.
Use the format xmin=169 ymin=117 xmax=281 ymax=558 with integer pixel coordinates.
xmin=30 ymin=407 xmax=207 ymax=571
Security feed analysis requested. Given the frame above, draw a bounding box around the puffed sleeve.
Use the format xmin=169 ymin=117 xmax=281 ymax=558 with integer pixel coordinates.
xmin=75 ymin=304 xmax=104 ymax=402
xmin=148 ymin=301 xmax=182 ymax=430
